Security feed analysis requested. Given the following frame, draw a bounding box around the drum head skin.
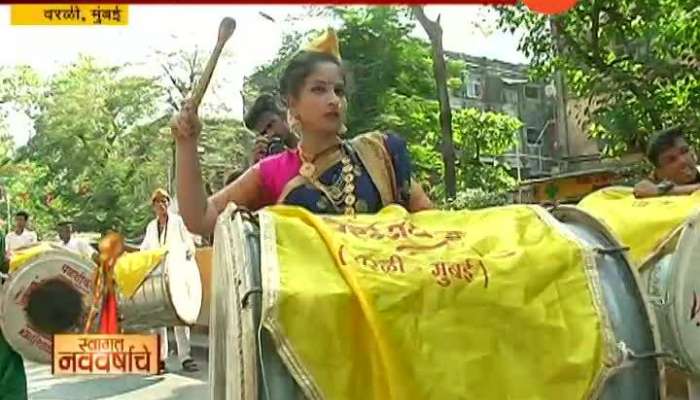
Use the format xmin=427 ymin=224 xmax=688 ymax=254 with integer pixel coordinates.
xmin=165 ymin=247 xmax=202 ymax=325
xmin=1 ymin=249 xmax=94 ymax=363
xmin=671 ymin=215 xmax=700 ymax=373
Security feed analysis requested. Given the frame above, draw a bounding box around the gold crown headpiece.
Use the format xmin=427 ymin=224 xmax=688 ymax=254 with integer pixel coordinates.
xmin=302 ymin=27 xmax=341 ymax=61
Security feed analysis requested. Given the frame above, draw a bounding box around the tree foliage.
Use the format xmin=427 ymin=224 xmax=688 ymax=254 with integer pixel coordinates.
xmin=381 ymin=92 xmax=521 ymax=196
xmin=244 ymin=6 xmax=523 ymax=200
xmin=1 ymin=53 xmax=251 ymax=238
xmin=498 ymin=0 xmax=699 ymax=155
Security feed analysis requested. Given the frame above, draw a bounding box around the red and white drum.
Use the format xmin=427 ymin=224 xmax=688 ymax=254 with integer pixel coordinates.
xmin=0 ymin=245 xmax=95 ymax=363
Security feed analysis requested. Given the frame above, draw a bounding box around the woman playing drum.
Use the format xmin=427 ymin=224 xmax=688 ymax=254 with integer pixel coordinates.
xmin=172 ymin=29 xmax=433 ymax=236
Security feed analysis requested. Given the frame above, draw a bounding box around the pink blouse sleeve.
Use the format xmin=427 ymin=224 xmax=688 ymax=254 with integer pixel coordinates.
xmin=257 ymin=150 xmax=301 ymax=204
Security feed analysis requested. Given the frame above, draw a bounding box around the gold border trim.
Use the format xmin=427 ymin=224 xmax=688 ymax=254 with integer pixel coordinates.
xmin=259 ymin=210 xmax=326 ymax=400
xmin=531 ymin=205 xmax=616 ymax=400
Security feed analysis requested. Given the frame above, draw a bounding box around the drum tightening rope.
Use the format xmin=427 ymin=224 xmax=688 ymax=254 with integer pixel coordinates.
xmin=617 ymin=341 xmax=675 ymax=365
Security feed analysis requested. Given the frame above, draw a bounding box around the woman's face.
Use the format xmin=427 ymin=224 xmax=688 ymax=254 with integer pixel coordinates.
xmin=288 ymin=61 xmax=346 ymax=138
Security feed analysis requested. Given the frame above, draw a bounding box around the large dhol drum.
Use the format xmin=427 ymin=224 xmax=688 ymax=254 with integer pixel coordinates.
xmin=210 ymin=204 xmax=661 ymax=400
xmin=0 ymin=245 xmax=95 ymax=363
xmin=118 ymin=246 xmax=202 ymax=330
xmin=210 ymin=207 xmax=301 ymax=400
xmin=640 ymin=212 xmax=700 ymax=377
xmin=551 ymin=206 xmax=661 ymax=399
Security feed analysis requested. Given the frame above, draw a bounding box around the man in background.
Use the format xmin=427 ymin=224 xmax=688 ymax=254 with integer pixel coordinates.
xmin=56 ymin=220 xmax=98 ymax=263
xmin=243 ymin=94 xmax=297 ymax=163
xmin=5 ymin=211 xmax=38 ymax=259
xmin=634 ymin=126 xmax=700 ymax=198
xmin=140 ymin=188 xmax=198 ymax=373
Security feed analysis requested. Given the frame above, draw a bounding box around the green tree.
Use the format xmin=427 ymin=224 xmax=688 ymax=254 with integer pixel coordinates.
xmin=8 ymin=58 xmax=171 ymax=237
xmin=244 ymin=7 xmax=437 ymax=135
xmin=498 ymin=0 xmax=699 ymax=155
xmin=381 ymin=92 xmax=521 ymax=196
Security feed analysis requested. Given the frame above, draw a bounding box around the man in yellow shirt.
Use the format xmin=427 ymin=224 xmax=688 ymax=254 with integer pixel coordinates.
xmin=634 ymin=126 xmax=700 ymax=198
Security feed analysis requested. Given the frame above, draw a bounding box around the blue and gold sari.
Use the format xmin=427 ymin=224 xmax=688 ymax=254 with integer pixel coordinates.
xmin=258 ymin=132 xmax=412 ymax=214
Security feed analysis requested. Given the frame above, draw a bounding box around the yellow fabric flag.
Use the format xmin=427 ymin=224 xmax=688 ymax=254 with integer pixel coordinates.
xmin=9 ymin=243 xmax=54 ymax=273
xmin=578 ymin=187 xmax=700 ymax=268
xmin=113 ymin=248 xmax=166 ymax=298
xmin=260 ymin=205 xmax=609 ymax=400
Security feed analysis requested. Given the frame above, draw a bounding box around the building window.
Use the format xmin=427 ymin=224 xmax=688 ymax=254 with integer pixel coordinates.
xmin=503 ymin=88 xmax=518 ymax=104
xmin=524 ymin=85 xmax=540 ymax=100
xmin=526 ymin=127 xmax=540 ymax=144
xmin=465 ymin=76 xmax=482 ymax=99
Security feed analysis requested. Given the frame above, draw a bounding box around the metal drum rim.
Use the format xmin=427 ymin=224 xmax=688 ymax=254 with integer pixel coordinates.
xmin=163 ymin=249 xmax=203 ymax=325
xmin=0 ymin=248 xmax=95 ymax=363
xmin=1 ymin=249 xmax=94 ymax=319
xmin=550 ymin=205 xmax=665 ymax=400
xmin=550 ymin=205 xmax=664 ymax=354
xmin=666 ymin=212 xmax=700 ymax=374
xmin=158 ymin=250 xmax=189 ymax=326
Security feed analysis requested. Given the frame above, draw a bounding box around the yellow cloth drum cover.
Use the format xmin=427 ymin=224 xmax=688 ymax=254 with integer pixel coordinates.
xmin=578 ymin=187 xmax=700 ymax=269
xmin=113 ymin=248 xmax=167 ymax=298
xmin=9 ymin=243 xmax=54 ymax=273
xmin=259 ymin=205 xmax=612 ymax=400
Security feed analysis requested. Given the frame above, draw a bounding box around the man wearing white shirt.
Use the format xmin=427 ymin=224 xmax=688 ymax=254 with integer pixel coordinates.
xmin=56 ymin=221 xmax=98 ymax=263
xmin=5 ymin=211 xmax=38 ymax=258
xmin=140 ymin=188 xmax=198 ymax=373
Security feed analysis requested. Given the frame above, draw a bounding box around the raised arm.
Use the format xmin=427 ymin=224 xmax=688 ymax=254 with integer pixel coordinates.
xmin=172 ymin=100 xmax=267 ymax=236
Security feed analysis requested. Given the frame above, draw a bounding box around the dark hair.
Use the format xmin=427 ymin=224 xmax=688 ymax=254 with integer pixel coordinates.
xmin=647 ymin=126 xmax=687 ymax=166
xmin=280 ymin=51 xmax=344 ymax=102
xmin=15 ymin=211 xmax=29 ymax=221
xmin=244 ymin=94 xmax=283 ymax=131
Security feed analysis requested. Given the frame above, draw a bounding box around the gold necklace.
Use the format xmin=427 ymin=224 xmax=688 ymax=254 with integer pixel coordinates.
xmin=298 ymin=143 xmax=340 ymax=179
xmin=298 ymin=143 xmax=357 ymax=216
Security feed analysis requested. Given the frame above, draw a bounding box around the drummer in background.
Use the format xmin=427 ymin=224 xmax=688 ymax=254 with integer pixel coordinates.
xmin=634 ymin=126 xmax=700 ymax=198
xmin=244 ymin=93 xmax=298 ymax=163
xmin=56 ymin=220 xmax=99 ymax=263
xmin=140 ymin=188 xmax=199 ymax=373
xmin=5 ymin=211 xmax=38 ymax=259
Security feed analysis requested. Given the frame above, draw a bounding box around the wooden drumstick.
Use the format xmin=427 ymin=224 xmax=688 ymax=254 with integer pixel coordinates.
xmin=190 ymin=17 xmax=237 ymax=109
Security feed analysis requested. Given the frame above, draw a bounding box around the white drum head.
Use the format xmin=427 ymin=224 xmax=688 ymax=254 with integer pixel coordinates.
xmin=0 ymin=249 xmax=94 ymax=363
xmin=669 ymin=214 xmax=700 ymax=373
xmin=165 ymin=247 xmax=202 ymax=325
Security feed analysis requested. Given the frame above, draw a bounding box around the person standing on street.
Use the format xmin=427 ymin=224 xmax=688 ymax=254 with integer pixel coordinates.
xmin=140 ymin=188 xmax=199 ymax=373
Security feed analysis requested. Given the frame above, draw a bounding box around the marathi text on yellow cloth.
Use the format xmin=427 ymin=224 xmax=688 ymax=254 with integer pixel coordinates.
xmin=113 ymin=248 xmax=166 ymax=298
xmin=578 ymin=187 xmax=700 ymax=268
xmin=260 ymin=204 xmax=611 ymax=400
